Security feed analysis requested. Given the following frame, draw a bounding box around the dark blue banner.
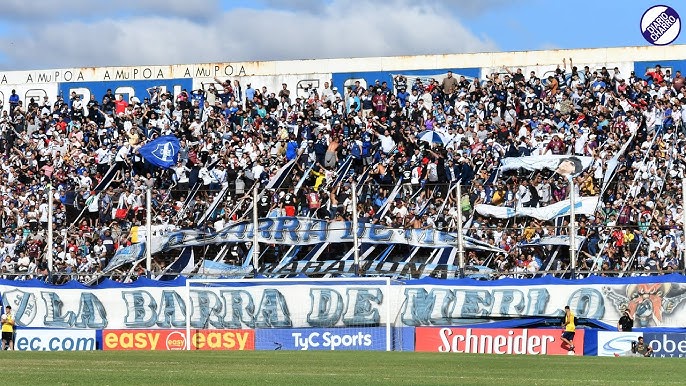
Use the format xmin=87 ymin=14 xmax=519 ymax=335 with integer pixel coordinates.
xmin=331 ymin=68 xmax=480 ymax=99
xmin=644 ymin=332 xmax=686 ymax=357
xmin=58 ymin=78 xmax=193 ymax=107
xmin=255 ymin=327 xmax=414 ymax=351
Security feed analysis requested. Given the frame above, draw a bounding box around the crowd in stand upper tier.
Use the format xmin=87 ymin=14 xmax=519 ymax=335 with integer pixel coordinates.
xmin=0 ymin=57 xmax=685 ymax=282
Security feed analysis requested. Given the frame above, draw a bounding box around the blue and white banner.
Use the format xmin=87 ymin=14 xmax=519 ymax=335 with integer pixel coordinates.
xmin=104 ymin=243 xmax=146 ymax=273
xmin=501 ymin=155 xmax=593 ymax=173
xmin=263 ymin=260 xmax=486 ymax=279
xmin=199 ymin=260 xmax=252 ymax=278
xmin=3 ymin=275 xmax=686 ymax=330
xmin=475 ymin=196 xmax=599 ymax=221
xmin=160 ymin=217 xmax=504 ymax=252
xmin=519 ymin=235 xmax=587 ymax=247
xmin=255 ymin=327 xmax=414 ymax=351
xmin=138 ymin=135 xmax=181 ymax=169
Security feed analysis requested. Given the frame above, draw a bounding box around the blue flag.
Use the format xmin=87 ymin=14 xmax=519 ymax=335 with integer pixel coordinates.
xmin=139 ymin=135 xmax=180 ymax=169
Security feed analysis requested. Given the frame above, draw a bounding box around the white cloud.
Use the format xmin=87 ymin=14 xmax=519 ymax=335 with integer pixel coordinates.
xmin=0 ymin=0 xmax=497 ymax=70
xmin=257 ymin=0 xmax=329 ymax=14
xmin=0 ymin=0 xmax=220 ymax=21
xmin=258 ymin=0 xmax=517 ymax=16
xmin=417 ymin=0 xmax=517 ymax=15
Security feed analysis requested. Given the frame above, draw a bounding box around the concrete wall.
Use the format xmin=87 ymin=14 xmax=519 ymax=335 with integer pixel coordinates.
xmin=0 ymin=45 xmax=684 ymax=84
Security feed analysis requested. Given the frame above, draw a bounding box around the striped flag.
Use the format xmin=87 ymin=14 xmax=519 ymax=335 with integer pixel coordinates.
xmin=266 ymin=159 xmax=297 ymax=190
xmin=93 ymin=163 xmax=122 ymax=193
xmin=197 ymin=185 xmax=230 ymax=225
xmin=331 ymin=156 xmax=353 ymax=187
xmin=156 ymin=248 xmax=194 ymax=281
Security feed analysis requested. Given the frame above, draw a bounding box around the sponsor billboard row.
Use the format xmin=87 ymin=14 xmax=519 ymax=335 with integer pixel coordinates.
xmin=17 ymin=327 xmax=686 ymax=356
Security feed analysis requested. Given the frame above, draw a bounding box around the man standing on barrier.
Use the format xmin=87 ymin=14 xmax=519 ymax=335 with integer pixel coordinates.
xmin=560 ymin=305 xmax=576 ymax=354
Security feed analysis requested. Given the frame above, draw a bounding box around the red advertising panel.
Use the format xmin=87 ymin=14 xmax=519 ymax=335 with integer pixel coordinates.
xmin=415 ymin=327 xmax=584 ymax=355
xmin=103 ymin=329 xmax=255 ymax=351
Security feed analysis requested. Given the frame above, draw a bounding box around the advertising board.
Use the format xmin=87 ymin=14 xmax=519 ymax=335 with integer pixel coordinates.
xmin=596 ymin=331 xmax=644 ymax=356
xmin=255 ymin=327 xmax=414 ymax=351
xmin=15 ymin=329 xmax=97 ymax=351
xmin=643 ymin=332 xmax=686 ymax=357
xmin=415 ymin=327 xmax=584 ymax=355
xmin=102 ymin=329 xmax=254 ymax=351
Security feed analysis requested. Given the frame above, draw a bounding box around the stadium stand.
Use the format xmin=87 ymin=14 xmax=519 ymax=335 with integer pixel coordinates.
xmin=0 ymin=49 xmax=685 ymax=283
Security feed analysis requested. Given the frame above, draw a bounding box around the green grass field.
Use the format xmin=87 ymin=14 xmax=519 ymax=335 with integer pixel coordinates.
xmin=2 ymin=351 xmax=682 ymax=385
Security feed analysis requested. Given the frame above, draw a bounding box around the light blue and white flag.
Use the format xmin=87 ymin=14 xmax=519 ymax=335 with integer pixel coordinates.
xmin=475 ymin=196 xmax=599 ymax=221
xmin=103 ymin=243 xmax=146 ymax=273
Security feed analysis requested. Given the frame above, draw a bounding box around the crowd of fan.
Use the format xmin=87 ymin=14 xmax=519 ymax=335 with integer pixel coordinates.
xmin=0 ymin=58 xmax=685 ymax=282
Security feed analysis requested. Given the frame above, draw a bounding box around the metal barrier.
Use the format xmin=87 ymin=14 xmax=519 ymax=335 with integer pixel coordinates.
xmin=0 ymin=267 xmax=676 ymax=284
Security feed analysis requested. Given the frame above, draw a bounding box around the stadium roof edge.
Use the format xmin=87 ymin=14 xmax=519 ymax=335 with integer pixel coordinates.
xmin=0 ymin=45 xmax=685 ymax=83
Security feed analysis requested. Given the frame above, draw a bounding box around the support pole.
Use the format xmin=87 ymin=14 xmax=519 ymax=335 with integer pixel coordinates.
xmin=456 ymin=182 xmax=465 ymax=278
xmin=569 ymin=176 xmax=576 ymax=279
xmin=682 ymin=178 xmax=686 ymax=273
xmin=252 ymin=185 xmax=260 ymax=275
xmin=352 ymin=181 xmax=360 ymax=276
xmin=47 ymin=186 xmax=54 ymax=272
xmin=146 ymin=188 xmax=152 ymax=277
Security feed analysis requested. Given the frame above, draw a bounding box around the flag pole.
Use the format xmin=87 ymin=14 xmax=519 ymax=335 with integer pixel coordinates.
xmin=456 ymin=182 xmax=465 ymax=278
xmin=146 ymin=188 xmax=152 ymax=278
xmin=252 ymin=184 xmax=260 ymax=275
xmin=569 ymin=176 xmax=576 ymax=279
xmin=682 ymin=178 xmax=686 ymax=273
xmin=352 ymin=181 xmax=360 ymax=276
xmin=47 ymin=186 xmax=54 ymax=272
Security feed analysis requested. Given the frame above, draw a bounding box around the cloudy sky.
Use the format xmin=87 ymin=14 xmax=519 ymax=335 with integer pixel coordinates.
xmin=0 ymin=0 xmax=680 ymax=71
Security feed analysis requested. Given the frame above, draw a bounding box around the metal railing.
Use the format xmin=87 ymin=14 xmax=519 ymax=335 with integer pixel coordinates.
xmin=0 ymin=266 xmax=677 ymax=284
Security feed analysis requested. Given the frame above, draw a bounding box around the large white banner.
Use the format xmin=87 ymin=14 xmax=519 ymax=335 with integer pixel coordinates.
xmin=475 ymin=196 xmax=599 ymax=220
xmin=2 ymin=277 xmax=686 ymax=329
xmin=501 ymin=155 xmax=594 ymax=173
xmin=519 ymin=235 xmax=587 ymax=248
